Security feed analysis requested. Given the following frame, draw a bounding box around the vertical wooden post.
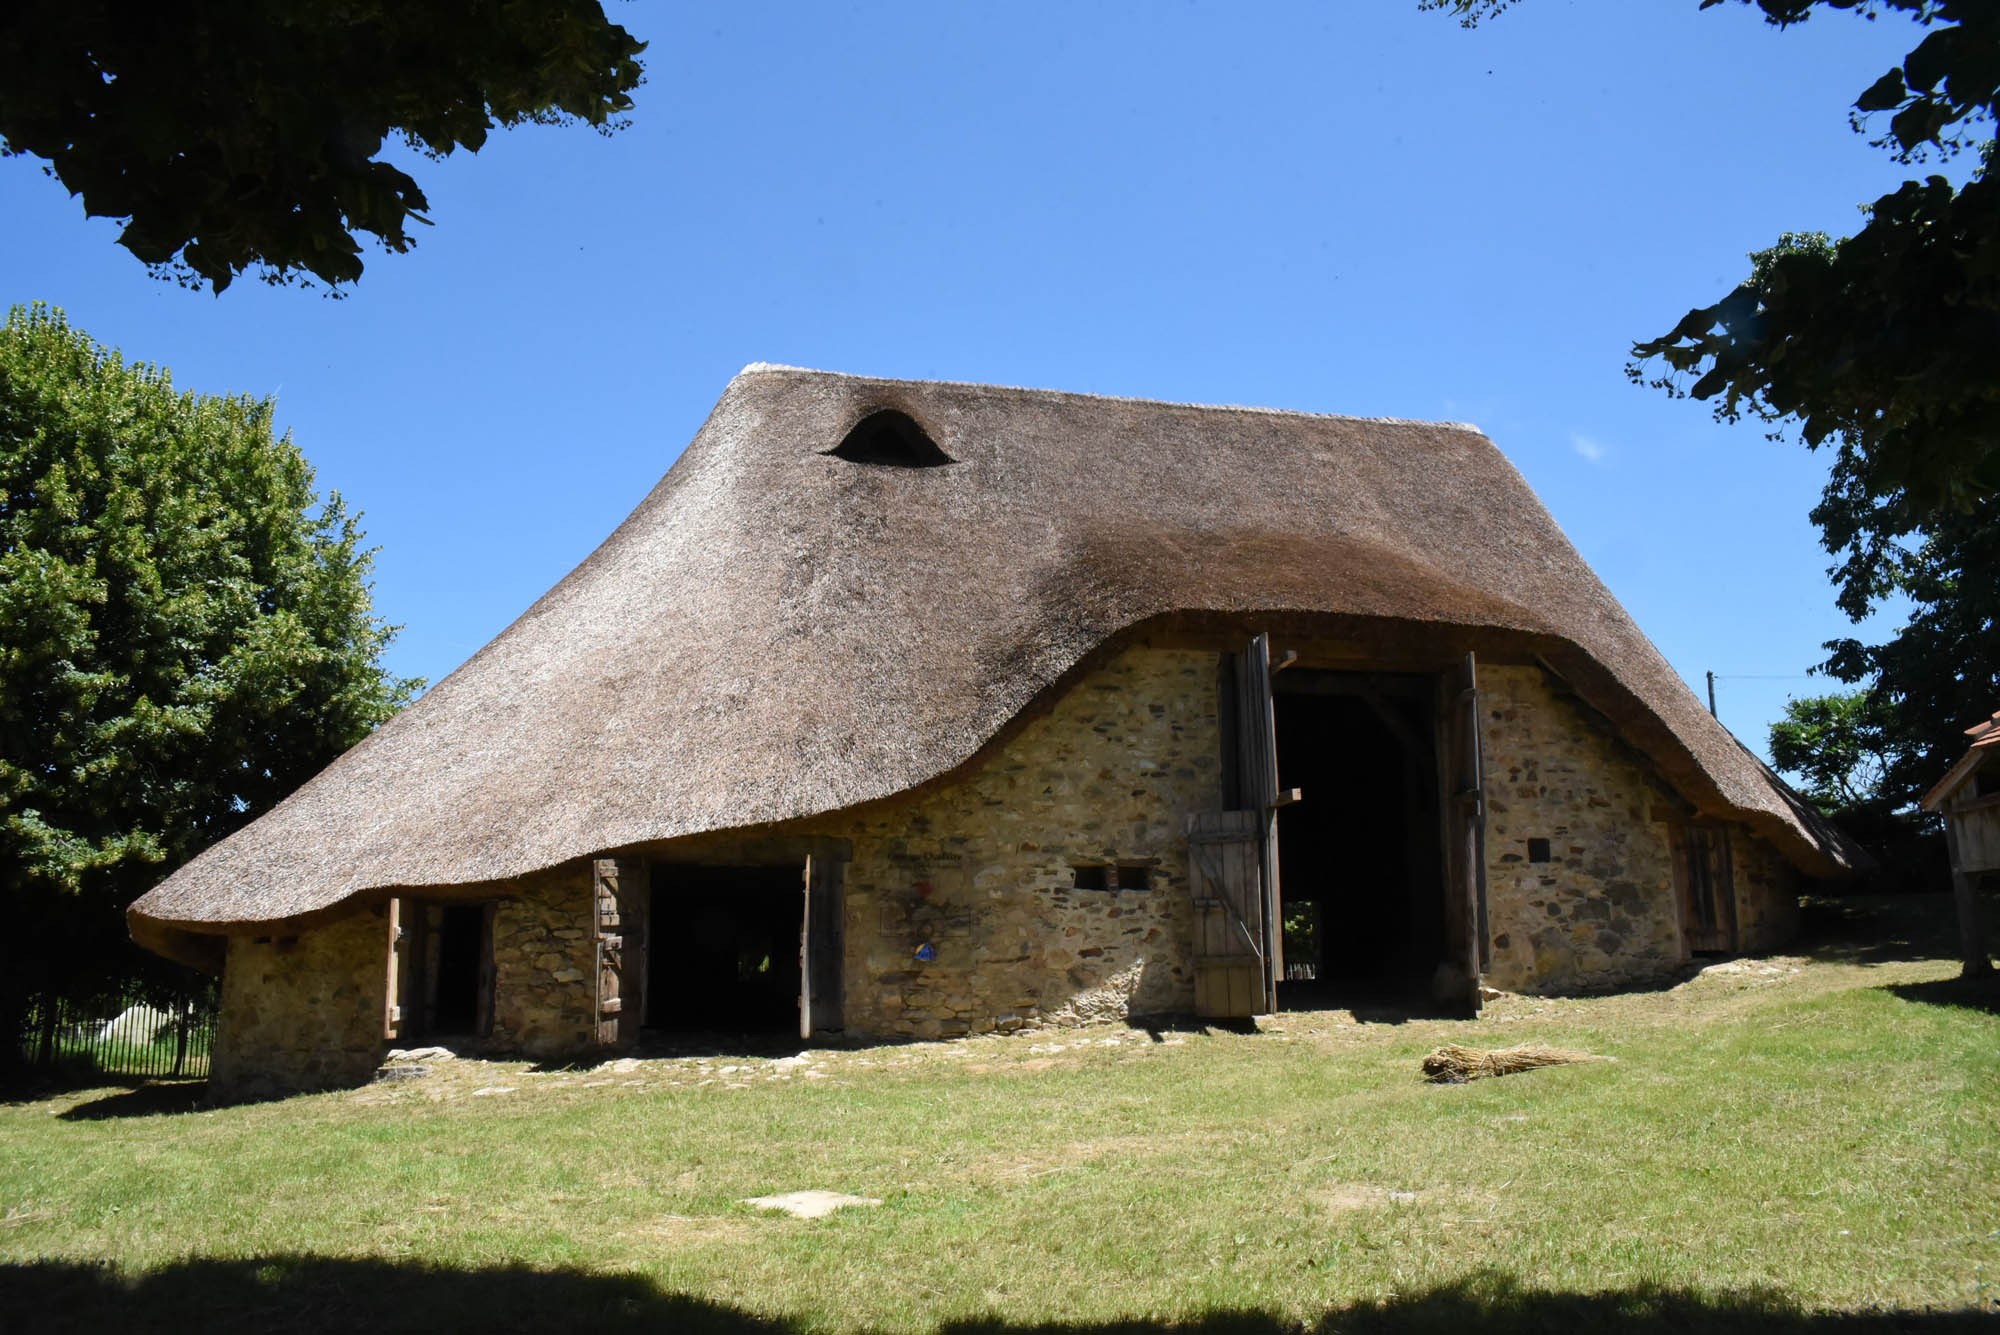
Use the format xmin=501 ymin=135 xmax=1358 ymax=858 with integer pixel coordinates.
xmin=172 ymin=1001 xmax=190 ymax=1078
xmin=1944 ymin=817 xmax=1994 ymax=979
xmin=1439 ymin=652 xmax=1486 ymax=1013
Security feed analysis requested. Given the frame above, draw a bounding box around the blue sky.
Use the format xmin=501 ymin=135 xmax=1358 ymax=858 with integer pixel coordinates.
xmin=0 ymin=1 xmax=1930 ymax=767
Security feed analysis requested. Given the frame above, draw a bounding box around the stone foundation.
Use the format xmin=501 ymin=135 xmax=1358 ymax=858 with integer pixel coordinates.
xmin=211 ymin=904 xmax=390 ymax=1100
xmin=1478 ymin=665 xmax=1685 ymax=992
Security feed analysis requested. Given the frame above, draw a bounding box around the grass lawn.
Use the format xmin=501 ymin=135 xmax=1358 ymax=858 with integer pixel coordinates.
xmin=2 ymin=894 xmax=1996 ymax=1333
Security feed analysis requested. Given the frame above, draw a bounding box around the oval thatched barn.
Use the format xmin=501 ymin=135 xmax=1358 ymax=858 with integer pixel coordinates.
xmin=129 ymin=367 xmax=1858 ymax=1098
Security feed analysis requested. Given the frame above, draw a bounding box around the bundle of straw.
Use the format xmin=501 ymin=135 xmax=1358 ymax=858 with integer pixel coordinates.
xmin=1420 ymin=1044 xmax=1602 ymax=1084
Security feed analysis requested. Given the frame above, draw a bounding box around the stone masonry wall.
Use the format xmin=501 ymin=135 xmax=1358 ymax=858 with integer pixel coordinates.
xmin=486 ymin=860 xmax=598 ymax=1058
xmin=211 ymin=904 xmax=389 ymax=1100
xmin=1479 ymin=665 xmax=1686 ymax=992
xmin=207 ymin=648 xmax=1814 ymax=1092
xmin=801 ymin=644 xmax=1223 ymax=1040
xmin=1731 ymin=826 xmax=1800 ymax=952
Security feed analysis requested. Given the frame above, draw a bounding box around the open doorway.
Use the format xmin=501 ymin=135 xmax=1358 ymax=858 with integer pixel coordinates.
xmin=1272 ymin=671 xmax=1448 ymax=1007
xmin=395 ymin=900 xmax=493 ymax=1040
xmin=645 ymin=865 xmax=805 ymax=1035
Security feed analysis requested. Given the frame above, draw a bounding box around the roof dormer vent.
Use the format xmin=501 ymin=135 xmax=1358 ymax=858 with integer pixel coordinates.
xmin=826 ymin=409 xmax=954 ymax=468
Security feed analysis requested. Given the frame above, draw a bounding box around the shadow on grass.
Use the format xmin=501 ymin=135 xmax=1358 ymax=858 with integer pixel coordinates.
xmin=2 ymin=1070 xmax=214 ymax=1118
xmin=0 ymin=1259 xmax=1989 ymax=1334
xmin=1883 ymin=975 xmax=2000 ymax=1016
xmin=55 ymin=1080 xmax=209 ymax=1122
xmin=1796 ymin=891 xmax=1991 ymax=967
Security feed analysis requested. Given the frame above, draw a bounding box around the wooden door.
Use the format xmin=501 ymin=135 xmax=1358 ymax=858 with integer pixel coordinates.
xmin=384 ymin=899 xmax=406 ymax=1041
xmin=1186 ymin=634 xmax=1285 ymax=1018
xmin=474 ymin=903 xmax=497 ymax=1038
xmin=799 ymin=856 xmax=845 ymax=1039
xmin=1187 ymin=810 xmax=1269 ymax=1017
xmin=1675 ymin=825 xmax=1737 ymax=954
xmin=1236 ymin=632 xmax=1283 ymax=1011
xmin=1438 ymin=652 xmax=1486 ymax=1012
xmin=592 ymin=858 xmax=647 ymax=1047
xmin=804 ymin=859 xmax=844 ymax=1039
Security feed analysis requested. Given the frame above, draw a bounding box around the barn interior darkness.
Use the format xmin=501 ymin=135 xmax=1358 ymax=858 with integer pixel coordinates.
xmin=427 ymin=904 xmax=486 ymax=1035
xmin=1273 ymin=672 xmax=1446 ymax=1005
xmin=646 ymin=865 xmax=805 ymax=1033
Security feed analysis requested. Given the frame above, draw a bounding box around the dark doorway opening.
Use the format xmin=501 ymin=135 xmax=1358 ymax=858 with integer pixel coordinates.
xmin=1273 ymin=671 xmax=1448 ymax=1008
xmin=397 ymin=900 xmax=492 ymax=1041
xmin=645 ymin=865 xmax=803 ymax=1035
xmin=430 ymin=905 xmax=486 ymax=1034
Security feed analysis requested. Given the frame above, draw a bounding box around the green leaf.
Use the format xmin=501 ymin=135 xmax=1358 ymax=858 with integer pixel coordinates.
xmin=1854 ymin=69 xmax=1908 ymax=113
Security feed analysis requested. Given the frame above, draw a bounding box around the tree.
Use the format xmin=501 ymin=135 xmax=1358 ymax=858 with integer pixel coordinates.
xmin=1426 ymin=0 xmax=1999 ymax=969
xmin=0 ymin=2 xmax=645 ymax=291
xmin=1768 ymin=690 xmax=1895 ymax=816
xmin=0 ymin=305 xmax=419 ymax=1076
xmin=1418 ymin=0 xmax=1999 ymax=519
xmin=1817 ymin=495 xmax=2000 ymax=811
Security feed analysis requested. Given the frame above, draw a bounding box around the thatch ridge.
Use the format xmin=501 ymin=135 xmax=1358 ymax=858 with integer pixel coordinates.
xmin=129 ymin=367 xmax=1859 ymax=953
xmin=736 ymin=361 xmax=1489 ymax=432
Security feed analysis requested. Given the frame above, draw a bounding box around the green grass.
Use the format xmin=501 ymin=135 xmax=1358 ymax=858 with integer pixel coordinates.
xmin=3 ymin=895 xmax=1997 ymax=1333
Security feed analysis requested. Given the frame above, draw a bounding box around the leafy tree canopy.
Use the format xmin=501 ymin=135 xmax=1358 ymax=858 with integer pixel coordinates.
xmin=0 ymin=305 xmax=418 ymax=1049
xmin=1817 ymin=492 xmax=2000 ymax=809
xmin=1427 ymin=0 xmax=1999 ymax=833
xmin=1422 ymin=0 xmax=1999 ymax=522
xmin=0 ymin=2 xmax=646 ymax=291
xmin=1769 ymin=690 xmax=1895 ymax=816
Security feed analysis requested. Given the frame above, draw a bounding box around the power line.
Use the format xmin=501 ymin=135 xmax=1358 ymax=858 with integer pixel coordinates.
xmin=1710 ymin=673 xmax=1821 ymax=681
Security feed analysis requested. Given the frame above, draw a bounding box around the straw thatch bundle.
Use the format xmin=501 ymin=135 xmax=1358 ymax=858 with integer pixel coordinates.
xmin=1421 ymin=1044 xmax=1603 ymax=1083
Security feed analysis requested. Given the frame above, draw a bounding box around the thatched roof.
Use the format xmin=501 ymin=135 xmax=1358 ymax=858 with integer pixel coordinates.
xmin=129 ymin=366 xmax=1858 ymax=960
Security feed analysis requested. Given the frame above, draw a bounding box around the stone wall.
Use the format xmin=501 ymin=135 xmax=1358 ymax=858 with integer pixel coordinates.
xmin=803 ymin=643 xmax=1223 ymax=1039
xmin=211 ymin=904 xmax=389 ymax=1100
xmin=1731 ymin=826 xmax=1800 ymax=952
xmin=205 ymin=646 xmax=1817 ymax=1092
xmin=1478 ymin=665 xmax=1686 ymax=992
xmin=485 ymin=861 xmax=598 ymax=1058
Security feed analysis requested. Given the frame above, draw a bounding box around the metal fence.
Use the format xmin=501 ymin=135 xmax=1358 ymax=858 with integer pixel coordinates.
xmin=17 ymin=982 xmax=218 ymax=1080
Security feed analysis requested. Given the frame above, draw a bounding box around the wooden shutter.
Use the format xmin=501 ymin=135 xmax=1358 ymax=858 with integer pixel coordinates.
xmin=1439 ymin=652 xmax=1486 ymax=1012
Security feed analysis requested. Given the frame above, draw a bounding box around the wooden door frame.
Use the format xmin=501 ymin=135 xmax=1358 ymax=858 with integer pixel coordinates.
xmin=389 ymin=897 xmax=497 ymax=1041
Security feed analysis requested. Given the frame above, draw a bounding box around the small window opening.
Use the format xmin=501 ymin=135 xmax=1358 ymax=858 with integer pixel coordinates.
xmin=826 ymin=409 xmax=954 ymax=468
xmin=1526 ymin=837 xmax=1551 ymax=864
xmin=1072 ymin=864 xmax=1151 ymax=891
